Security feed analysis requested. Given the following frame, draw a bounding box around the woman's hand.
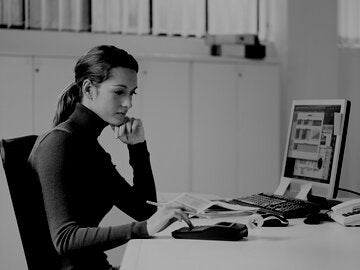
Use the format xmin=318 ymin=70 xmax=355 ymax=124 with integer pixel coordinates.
xmin=113 ymin=117 xmax=145 ymax=145
xmin=146 ymin=204 xmax=193 ymax=236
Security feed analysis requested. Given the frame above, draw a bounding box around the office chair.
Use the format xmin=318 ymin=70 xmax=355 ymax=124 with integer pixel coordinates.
xmin=0 ymin=135 xmax=61 ymax=270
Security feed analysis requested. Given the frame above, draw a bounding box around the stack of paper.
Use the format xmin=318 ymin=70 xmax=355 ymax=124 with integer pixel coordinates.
xmin=166 ymin=193 xmax=258 ymax=219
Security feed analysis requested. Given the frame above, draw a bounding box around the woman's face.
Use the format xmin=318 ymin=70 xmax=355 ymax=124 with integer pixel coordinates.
xmin=90 ymin=67 xmax=138 ymax=126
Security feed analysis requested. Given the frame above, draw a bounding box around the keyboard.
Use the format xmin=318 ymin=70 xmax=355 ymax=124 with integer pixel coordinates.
xmin=228 ymin=193 xmax=321 ymax=218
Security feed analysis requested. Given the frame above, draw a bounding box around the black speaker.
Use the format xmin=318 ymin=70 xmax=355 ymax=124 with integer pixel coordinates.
xmin=245 ymin=44 xmax=266 ymax=59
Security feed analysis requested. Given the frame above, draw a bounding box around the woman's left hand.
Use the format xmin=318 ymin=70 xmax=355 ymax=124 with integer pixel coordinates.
xmin=113 ymin=117 xmax=145 ymax=145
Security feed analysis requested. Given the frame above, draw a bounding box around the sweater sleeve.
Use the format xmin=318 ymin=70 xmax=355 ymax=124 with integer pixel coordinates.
xmin=111 ymin=141 xmax=158 ymax=221
xmin=31 ymin=132 xmax=149 ymax=256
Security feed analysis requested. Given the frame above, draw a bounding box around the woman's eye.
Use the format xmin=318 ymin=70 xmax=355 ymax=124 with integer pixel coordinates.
xmin=114 ymin=90 xmax=124 ymax=96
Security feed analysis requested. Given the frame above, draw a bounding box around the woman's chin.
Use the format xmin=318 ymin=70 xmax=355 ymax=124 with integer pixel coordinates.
xmin=111 ymin=118 xmax=125 ymax=126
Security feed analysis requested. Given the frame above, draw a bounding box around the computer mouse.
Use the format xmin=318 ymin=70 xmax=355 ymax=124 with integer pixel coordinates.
xmin=261 ymin=213 xmax=289 ymax=227
xmin=304 ymin=213 xmax=333 ymax=225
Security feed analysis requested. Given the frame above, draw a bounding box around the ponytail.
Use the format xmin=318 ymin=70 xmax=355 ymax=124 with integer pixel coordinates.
xmin=52 ymin=82 xmax=82 ymax=127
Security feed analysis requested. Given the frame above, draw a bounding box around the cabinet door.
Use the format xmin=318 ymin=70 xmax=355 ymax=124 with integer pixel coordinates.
xmin=33 ymin=57 xmax=76 ymax=134
xmin=237 ymin=64 xmax=280 ymax=196
xmin=0 ymin=56 xmax=33 ymax=138
xmin=192 ymin=62 xmax=239 ymax=197
xmin=138 ymin=60 xmax=191 ymax=192
xmin=0 ymin=56 xmax=32 ymax=270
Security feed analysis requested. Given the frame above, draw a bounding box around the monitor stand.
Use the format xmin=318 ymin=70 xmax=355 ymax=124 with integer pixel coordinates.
xmin=274 ymin=178 xmax=313 ymax=200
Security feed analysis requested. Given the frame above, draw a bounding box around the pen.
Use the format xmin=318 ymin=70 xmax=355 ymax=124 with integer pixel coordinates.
xmin=146 ymin=200 xmax=165 ymax=207
xmin=146 ymin=200 xmax=194 ymax=228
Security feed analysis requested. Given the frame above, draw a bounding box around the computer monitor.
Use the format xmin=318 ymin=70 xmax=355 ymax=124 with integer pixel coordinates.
xmin=279 ymin=99 xmax=351 ymax=199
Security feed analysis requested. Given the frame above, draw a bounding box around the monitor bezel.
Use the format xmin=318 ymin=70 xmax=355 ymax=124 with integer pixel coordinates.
xmin=280 ymin=99 xmax=350 ymax=199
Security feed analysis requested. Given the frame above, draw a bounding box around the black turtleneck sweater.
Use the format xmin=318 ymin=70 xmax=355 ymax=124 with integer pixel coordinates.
xmin=29 ymin=103 xmax=157 ymax=270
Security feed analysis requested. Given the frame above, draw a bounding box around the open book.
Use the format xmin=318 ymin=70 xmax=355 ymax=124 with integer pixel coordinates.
xmin=167 ymin=193 xmax=258 ymax=218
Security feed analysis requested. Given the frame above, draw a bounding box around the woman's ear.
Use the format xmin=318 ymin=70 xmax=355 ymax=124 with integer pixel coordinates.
xmin=82 ymin=79 xmax=97 ymax=101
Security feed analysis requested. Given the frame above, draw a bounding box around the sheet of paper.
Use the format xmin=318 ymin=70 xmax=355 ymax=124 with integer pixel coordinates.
xmin=169 ymin=193 xmax=258 ymax=215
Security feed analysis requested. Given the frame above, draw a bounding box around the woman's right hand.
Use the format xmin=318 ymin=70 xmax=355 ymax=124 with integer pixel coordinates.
xmin=146 ymin=204 xmax=193 ymax=236
xmin=112 ymin=117 xmax=145 ymax=145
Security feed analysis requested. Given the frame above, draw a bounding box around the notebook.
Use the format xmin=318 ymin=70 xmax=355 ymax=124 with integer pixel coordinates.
xmin=230 ymin=99 xmax=351 ymax=217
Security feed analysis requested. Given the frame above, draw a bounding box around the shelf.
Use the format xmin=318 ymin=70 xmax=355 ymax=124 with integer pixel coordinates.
xmin=0 ymin=29 xmax=278 ymax=64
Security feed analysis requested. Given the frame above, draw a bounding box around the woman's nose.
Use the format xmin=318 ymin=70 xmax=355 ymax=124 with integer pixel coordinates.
xmin=121 ymin=96 xmax=132 ymax=109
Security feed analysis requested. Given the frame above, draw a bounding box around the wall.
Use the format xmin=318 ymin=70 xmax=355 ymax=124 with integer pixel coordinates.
xmin=338 ymin=48 xmax=360 ymax=195
xmin=272 ymin=0 xmax=338 ymax=144
xmin=273 ymin=0 xmax=360 ymax=196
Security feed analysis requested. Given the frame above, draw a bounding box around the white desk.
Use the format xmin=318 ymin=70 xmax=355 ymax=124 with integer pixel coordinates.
xmin=121 ymin=215 xmax=360 ymax=270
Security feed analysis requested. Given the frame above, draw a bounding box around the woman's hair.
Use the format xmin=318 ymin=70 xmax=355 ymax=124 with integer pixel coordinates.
xmin=52 ymin=45 xmax=139 ymax=127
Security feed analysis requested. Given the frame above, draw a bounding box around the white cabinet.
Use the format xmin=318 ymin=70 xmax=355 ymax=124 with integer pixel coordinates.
xmin=33 ymin=57 xmax=76 ymax=134
xmin=191 ymin=61 xmax=280 ymax=197
xmin=236 ymin=64 xmax=280 ymax=196
xmin=192 ymin=62 xmax=239 ymax=197
xmin=0 ymin=56 xmax=33 ymax=138
xmin=139 ymin=60 xmax=191 ymax=192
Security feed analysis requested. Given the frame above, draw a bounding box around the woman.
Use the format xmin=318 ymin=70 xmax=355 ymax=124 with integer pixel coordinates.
xmin=29 ymin=45 xmax=191 ymax=270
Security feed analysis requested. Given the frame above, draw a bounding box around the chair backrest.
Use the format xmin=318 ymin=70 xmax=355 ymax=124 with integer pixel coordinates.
xmin=0 ymin=135 xmax=61 ymax=270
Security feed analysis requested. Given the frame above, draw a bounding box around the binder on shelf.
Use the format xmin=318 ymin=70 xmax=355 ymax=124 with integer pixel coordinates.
xmin=71 ymin=0 xmax=90 ymax=32
xmin=105 ymin=0 xmax=123 ymax=33
xmin=181 ymin=0 xmax=205 ymax=37
xmin=136 ymin=0 xmax=150 ymax=34
xmin=3 ymin=0 xmax=24 ymax=28
xmin=59 ymin=0 xmax=90 ymax=32
xmin=91 ymin=0 xmax=106 ymax=32
xmin=153 ymin=0 xmax=204 ymax=37
xmin=0 ymin=0 xmax=5 ymax=27
xmin=41 ymin=0 xmax=58 ymax=30
xmin=208 ymin=0 xmax=257 ymax=35
xmin=25 ymin=0 xmax=41 ymax=29
xmin=167 ymin=0 xmax=182 ymax=36
xmin=152 ymin=0 xmax=169 ymax=35
xmin=58 ymin=0 xmax=71 ymax=31
xmin=122 ymin=0 xmax=150 ymax=35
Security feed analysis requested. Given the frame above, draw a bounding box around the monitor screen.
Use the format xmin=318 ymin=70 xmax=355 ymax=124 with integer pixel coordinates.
xmin=281 ymin=100 xmax=350 ymax=198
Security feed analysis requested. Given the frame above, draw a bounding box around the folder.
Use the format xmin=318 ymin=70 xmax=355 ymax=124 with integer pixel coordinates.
xmin=41 ymin=0 xmax=58 ymax=30
xmin=25 ymin=0 xmax=41 ymax=29
xmin=91 ymin=0 xmax=106 ymax=32
xmin=71 ymin=0 xmax=90 ymax=32
xmin=4 ymin=0 xmax=24 ymax=28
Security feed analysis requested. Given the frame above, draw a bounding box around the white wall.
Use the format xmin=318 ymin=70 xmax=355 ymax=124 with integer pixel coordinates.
xmin=272 ymin=0 xmax=338 ymax=143
xmin=272 ymin=0 xmax=359 ymax=196
xmin=338 ymin=48 xmax=360 ymax=196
